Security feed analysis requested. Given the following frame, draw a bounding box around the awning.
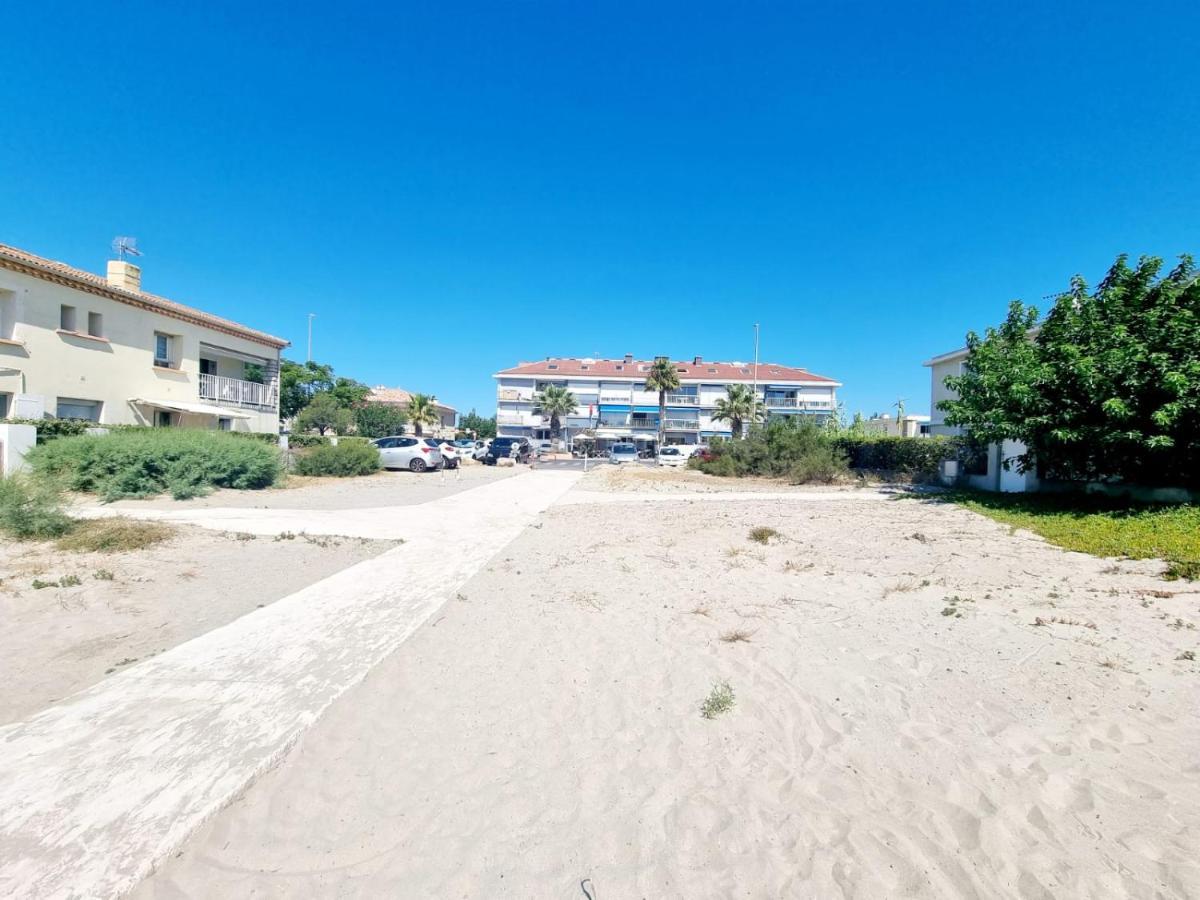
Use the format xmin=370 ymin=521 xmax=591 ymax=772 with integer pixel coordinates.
xmin=131 ymin=398 xmax=253 ymax=419
xmin=594 ymin=429 xmax=626 ymax=439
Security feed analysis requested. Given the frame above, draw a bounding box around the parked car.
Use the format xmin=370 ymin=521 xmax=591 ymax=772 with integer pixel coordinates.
xmin=484 ymin=436 xmax=531 ymax=465
xmin=472 ymin=440 xmax=491 ymax=461
xmin=424 ymin=438 xmax=458 ymax=469
xmin=372 ymin=436 xmax=442 ymax=472
xmin=531 ymin=439 xmax=554 ymax=456
xmin=656 ymin=446 xmax=692 ymax=467
xmin=609 ymin=443 xmax=640 ymax=464
xmin=451 ymin=439 xmax=479 ymax=458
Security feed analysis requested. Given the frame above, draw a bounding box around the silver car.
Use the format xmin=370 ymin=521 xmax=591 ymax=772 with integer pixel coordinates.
xmin=608 ymin=443 xmax=640 ymax=464
xmin=372 ymin=436 xmax=443 ymax=472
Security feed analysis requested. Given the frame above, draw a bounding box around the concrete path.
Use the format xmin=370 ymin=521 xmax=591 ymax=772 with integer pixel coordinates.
xmin=0 ymin=470 xmax=579 ymax=900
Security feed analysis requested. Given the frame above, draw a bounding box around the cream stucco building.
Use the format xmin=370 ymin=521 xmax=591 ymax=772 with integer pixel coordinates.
xmin=0 ymin=243 xmax=288 ymax=433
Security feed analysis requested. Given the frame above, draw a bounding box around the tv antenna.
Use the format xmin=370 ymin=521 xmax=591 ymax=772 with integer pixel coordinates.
xmin=111 ymin=236 xmax=142 ymax=260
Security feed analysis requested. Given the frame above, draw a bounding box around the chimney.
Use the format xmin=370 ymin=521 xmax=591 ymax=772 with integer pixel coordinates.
xmin=693 ymin=355 xmax=703 ymax=365
xmin=623 ymin=353 xmax=634 ymax=364
xmin=106 ymin=260 xmax=141 ymax=292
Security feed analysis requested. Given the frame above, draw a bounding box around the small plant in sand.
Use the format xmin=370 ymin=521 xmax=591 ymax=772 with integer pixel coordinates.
xmin=748 ymin=526 xmax=780 ymax=545
xmin=59 ymin=574 xmax=82 ymax=587
xmin=690 ymin=605 xmax=711 ymax=617
xmin=1033 ymin=616 xmax=1097 ymax=630
xmin=57 ymin=519 xmax=174 ymax=554
xmin=700 ymin=681 xmax=735 ymax=719
xmin=941 ymin=595 xmax=973 ymax=617
xmin=275 ymin=531 xmax=297 ymax=541
xmin=93 ymin=569 xmax=115 ymax=581
xmin=1176 ymin=650 xmax=1195 ymax=661
xmin=31 ymin=578 xmax=55 ymax=590
xmin=720 ymin=628 xmax=753 ymax=643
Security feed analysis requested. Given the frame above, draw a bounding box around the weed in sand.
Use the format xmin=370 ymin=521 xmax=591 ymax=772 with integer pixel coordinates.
xmin=748 ymin=526 xmax=780 ymax=545
xmin=31 ymin=579 xmax=55 ymax=590
xmin=700 ymin=681 xmax=735 ymax=719
xmin=92 ymin=569 xmax=115 ymax=581
xmin=59 ymin=574 xmax=82 ymax=587
xmin=1033 ymin=616 xmax=1097 ymax=630
xmin=57 ymin=519 xmax=174 ymax=554
xmin=1176 ymin=650 xmax=1195 ymax=661
xmin=884 ymin=577 xmax=929 ymax=598
xmin=232 ymin=532 xmax=257 ymax=542
xmin=274 ymin=531 xmax=297 ymax=541
xmin=690 ymin=605 xmax=711 ymax=617
xmin=720 ymin=628 xmax=753 ymax=643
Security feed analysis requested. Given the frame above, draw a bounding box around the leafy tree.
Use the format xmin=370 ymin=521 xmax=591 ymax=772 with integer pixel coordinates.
xmin=329 ymin=377 xmax=371 ymax=409
xmin=459 ymin=409 xmax=496 ymax=439
xmin=643 ymin=356 xmax=681 ymax=448
xmin=711 ymin=384 xmax=760 ymax=438
xmin=293 ymin=392 xmax=354 ymax=436
xmin=533 ymin=384 xmax=577 ymax=439
xmin=406 ymin=393 xmax=441 ymax=437
xmin=280 ymin=359 xmax=334 ymax=419
xmin=354 ymin=403 xmax=408 ymax=439
xmin=941 ymin=253 xmax=1200 ymax=485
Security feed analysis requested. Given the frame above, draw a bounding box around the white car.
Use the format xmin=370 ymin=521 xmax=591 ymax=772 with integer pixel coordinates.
xmin=657 ymin=446 xmax=693 ymax=467
xmin=608 ymin=444 xmax=640 ymax=464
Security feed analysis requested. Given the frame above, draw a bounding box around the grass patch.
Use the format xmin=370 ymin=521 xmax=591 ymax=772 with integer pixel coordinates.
xmin=930 ymin=492 xmax=1200 ymax=580
xmin=56 ymin=518 xmax=175 ymax=553
xmin=748 ymin=526 xmax=780 ymax=545
xmin=700 ymin=681 xmax=735 ymax=719
xmin=719 ymin=628 xmax=754 ymax=643
xmin=0 ymin=475 xmax=74 ymax=539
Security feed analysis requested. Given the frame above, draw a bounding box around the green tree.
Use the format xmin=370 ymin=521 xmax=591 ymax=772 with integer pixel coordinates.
xmin=533 ymin=384 xmax=577 ymax=439
xmin=941 ymin=253 xmax=1200 ymax=485
xmin=406 ymin=393 xmax=440 ymax=437
xmin=329 ymin=377 xmax=370 ymax=408
xmin=354 ymin=403 xmax=408 ymax=439
xmin=294 ymin=392 xmax=354 ymax=436
xmin=712 ymin=384 xmax=760 ymax=438
xmin=644 ymin=356 xmax=681 ymax=448
xmin=458 ymin=409 xmax=496 ymax=439
xmin=279 ymin=359 xmax=335 ymax=419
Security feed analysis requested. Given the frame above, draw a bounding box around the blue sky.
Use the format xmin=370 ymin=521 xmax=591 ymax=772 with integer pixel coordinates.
xmin=3 ymin=1 xmax=1198 ymax=419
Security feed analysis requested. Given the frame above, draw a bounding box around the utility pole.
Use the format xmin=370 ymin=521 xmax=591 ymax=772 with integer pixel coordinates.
xmin=306 ymin=313 xmax=316 ymax=362
xmin=750 ymin=322 xmax=760 ymax=437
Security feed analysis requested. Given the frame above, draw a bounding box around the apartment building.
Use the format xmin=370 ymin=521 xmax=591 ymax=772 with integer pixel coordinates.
xmin=493 ymin=355 xmax=840 ymax=447
xmin=0 ymin=243 xmax=288 ymax=433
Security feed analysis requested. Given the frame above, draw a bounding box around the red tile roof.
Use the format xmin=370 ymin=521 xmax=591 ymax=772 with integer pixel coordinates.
xmin=495 ymin=358 xmax=839 ymax=385
xmin=0 ymin=242 xmax=289 ymax=349
xmin=366 ymin=386 xmax=457 ymax=413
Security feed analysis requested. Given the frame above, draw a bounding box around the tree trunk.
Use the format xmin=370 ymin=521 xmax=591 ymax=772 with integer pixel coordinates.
xmin=658 ymin=390 xmax=666 ymax=451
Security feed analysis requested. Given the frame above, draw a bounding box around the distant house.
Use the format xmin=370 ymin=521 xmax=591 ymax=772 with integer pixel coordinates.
xmin=365 ymin=386 xmax=457 ymax=437
xmin=0 ymin=242 xmax=287 ymax=433
xmin=863 ymin=413 xmax=931 ymax=438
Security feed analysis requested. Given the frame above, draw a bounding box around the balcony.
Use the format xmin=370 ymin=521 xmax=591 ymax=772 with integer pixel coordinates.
xmin=630 ymin=419 xmax=659 ymax=430
xmin=763 ymin=396 xmax=833 ymax=410
xmin=662 ymin=418 xmax=699 ymax=430
xmin=664 ymin=393 xmax=699 ymax=406
xmin=199 ymin=373 xmax=277 ymax=410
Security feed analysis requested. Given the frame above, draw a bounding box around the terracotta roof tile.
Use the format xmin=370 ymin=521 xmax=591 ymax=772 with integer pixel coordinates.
xmin=0 ymin=242 xmax=289 ymax=349
xmin=366 ymin=386 xmax=457 ymax=413
xmin=495 ymin=357 xmax=839 ymax=385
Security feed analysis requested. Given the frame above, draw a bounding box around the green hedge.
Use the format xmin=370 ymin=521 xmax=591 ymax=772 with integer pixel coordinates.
xmin=831 ymin=436 xmax=957 ymax=477
xmin=29 ymin=429 xmax=282 ymax=500
xmin=6 ymin=418 xmax=95 ymax=442
xmin=293 ymin=440 xmax=381 ymax=477
xmin=287 ymin=434 xmax=332 ymax=448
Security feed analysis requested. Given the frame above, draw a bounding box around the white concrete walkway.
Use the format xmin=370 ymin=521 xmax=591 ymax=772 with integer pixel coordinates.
xmin=0 ymin=470 xmax=579 ymax=900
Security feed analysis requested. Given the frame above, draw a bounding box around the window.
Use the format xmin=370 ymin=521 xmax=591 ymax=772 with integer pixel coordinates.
xmin=0 ymin=393 xmax=9 ymax=418
xmin=87 ymin=312 xmax=104 ymax=338
xmin=56 ymin=398 xmax=101 ymax=421
xmin=154 ymin=410 xmax=174 ymax=428
xmin=199 ymin=358 xmax=217 ymax=376
xmin=60 ymin=305 xmax=77 ymax=332
xmin=614 ymin=364 xmax=624 ymax=371
xmin=218 ymin=417 xmax=232 ymax=431
xmin=154 ymin=332 xmax=173 ymax=367
xmin=0 ymin=290 xmax=15 ymax=340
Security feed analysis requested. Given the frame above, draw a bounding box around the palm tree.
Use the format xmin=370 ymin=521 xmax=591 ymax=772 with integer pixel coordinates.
xmin=712 ymin=384 xmax=759 ymax=438
xmin=406 ymin=393 xmax=440 ymax=437
xmin=533 ymin=383 xmax=577 ymax=440
xmin=644 ymin=356 xmax=681 ymax=449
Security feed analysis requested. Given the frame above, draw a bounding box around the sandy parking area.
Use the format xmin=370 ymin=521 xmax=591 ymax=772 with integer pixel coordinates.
xmin=136 ymin=472 xmax=1200 ymax=898
xmin=0 ymin=524 xmax=393 ymax=724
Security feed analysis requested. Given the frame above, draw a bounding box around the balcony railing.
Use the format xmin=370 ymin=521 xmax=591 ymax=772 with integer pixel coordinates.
xmin=662 ymin=418 xmax=700 ymax=430
xmin=630 ymin=419 xmax=659 ymax=429
xmin=664 ymin=393 xmax=699 ymax=405
xmin=199 ymin=373 xmax=277 ymax=410
xmin=763 ymin=396 xmax=833 ymax=410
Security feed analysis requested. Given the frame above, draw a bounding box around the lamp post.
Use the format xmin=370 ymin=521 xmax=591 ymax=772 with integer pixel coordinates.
xmin=306 ymin=313 xmax=316 ymax=362
xmin=750 ymin=323 xmax=760 ymax=437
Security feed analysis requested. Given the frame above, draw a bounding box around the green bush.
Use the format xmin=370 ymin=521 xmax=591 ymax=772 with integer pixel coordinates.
xmin=293 ymin=440 xmax=381 ymax=477
xmin=832 ymin=436 xmax=957 ymax=478
xmin=29 ymin=429 xmax=282 ymax=500
xmin=6 ymin=418 xmax=95 ymax=443
xmin=354 ymin=403 xmax=408 ymax=439
xmin=0 ymin=475 xmax=74 ymax=538
xmin=287 ymin=434 xmax=331 ymax=449
xmin=696 ymin=419 xmax=850 ymax=482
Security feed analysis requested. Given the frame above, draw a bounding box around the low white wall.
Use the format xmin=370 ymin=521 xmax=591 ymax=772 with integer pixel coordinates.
xmin=0 ymin=423 xmax=37 ymax=475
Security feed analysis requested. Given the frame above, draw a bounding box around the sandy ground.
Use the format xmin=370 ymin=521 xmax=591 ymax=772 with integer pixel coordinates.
xmin=135 ymin=478 xmax=1200 ymax=898
xmin=0 ymin=525 xmax=392 ymax=724
xmin=86 ymin=463 xmax=519 ymax=512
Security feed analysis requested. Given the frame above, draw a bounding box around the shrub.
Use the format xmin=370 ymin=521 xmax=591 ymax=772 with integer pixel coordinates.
xmin=832 ymin=435 xmax=956 ymax=478
xmin=287 ymin=434 xmax=331 ymax=449
xmin=29 ymin=429 xmax=281 ymax=501
xmin=5 ymin=417 xmax=94 ymax=443
xmin=354 ymin=403 xmax=408 ymax=439
xmin=700 ymin=681 xmax=735 ymax=719
xmin=697 ymin=419 xmax=849 ymax=482
xmin=0 ymin=475 xmax=74 ymax=539
xmin=293 ymin=440 xmax=381 ymax=477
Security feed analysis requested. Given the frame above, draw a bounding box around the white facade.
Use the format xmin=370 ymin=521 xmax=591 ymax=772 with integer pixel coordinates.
xmin=863 ymin=413 xmax=932 ymax=438
xmin=493 ymin=356 xmax=840 ymax=446
xmin=0 ymin=244 xmax=287 ymax=433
